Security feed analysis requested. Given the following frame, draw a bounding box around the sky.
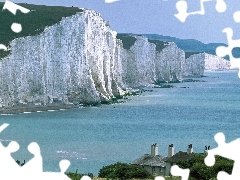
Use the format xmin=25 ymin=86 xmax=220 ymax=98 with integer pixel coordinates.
xmin=6 ymin=0 xmax=240 ymax=44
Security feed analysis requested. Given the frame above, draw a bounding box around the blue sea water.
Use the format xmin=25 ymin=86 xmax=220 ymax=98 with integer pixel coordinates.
xmin=0 ymin=70 xmax=240 ymax=175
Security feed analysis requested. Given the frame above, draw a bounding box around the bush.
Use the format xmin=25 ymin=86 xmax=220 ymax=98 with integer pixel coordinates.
xmin=66 ymin=170 xmax=93 ymax=180
xmin=98 ymin=162 xmax=153 ymax=180
xmin=176 ymin=154 xmax=233 ymax=180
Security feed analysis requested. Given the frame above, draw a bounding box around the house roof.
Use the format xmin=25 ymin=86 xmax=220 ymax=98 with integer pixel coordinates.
xmin=164 ymin=151 xmax=192 ymax=163
xmin=131 ymin=154 xmax=167 ymax=167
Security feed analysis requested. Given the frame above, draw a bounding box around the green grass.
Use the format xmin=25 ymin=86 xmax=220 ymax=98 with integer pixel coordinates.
xmin=0 ymin=2 xmax=82 ymax=58
xmin=185 ymin=51 xmax=202 ymax=59
xmin=116 ymin=33 xmax=137 ymax=50
xmin=148 ymin=39 xmax=167 ymax=52
xmin=117 ymin=33 xmax=167 ymax=52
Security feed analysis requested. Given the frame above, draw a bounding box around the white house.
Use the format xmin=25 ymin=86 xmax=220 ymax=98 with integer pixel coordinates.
xmin=132 ymin=143 xmax=208 ymax=176
xmin=131 ymin=143 xmax=172 ymax=176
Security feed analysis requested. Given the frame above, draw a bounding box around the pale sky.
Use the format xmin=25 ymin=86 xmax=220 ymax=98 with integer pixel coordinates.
xmin=7 ymin=0 xmax=240 ymax=44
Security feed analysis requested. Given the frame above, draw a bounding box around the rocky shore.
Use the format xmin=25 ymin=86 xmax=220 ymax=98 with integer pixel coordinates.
xmin=0 ymin=104 xmax=78 ymax=115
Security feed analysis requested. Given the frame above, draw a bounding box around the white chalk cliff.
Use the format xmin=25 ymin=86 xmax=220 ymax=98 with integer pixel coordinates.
xmin=0 ymin=9 xmax=230 ymax=108
xmin=203 ymin=53 xmax=230 ymax=70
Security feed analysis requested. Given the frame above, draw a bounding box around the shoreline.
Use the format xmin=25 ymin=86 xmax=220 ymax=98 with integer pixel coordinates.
xmin=0 ymin=70 xmax=228 ymax=115
xmin=0 ymin=104 xmax=79 ymax=115
xmin=0 ymin=89 xmax=144 ymax=115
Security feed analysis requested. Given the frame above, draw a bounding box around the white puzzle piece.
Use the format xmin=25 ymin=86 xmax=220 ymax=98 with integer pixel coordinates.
xmin=0 ymin=123 xmax=91 ymax=180
xmin=205 ymin=132 xmax=240 ymax=180
xmin=175 ymin=0 xmax=227 ymax=22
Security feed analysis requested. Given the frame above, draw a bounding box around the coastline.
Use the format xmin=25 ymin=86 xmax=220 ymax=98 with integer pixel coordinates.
xmin=0 ymin=82 xmax=197 ymax=115
xmin=0 ymin=89 xmax=144 ymax=115
xmin=0 ymin=104 xmax=79 ymax=115
xmin=1 ymin=69 xmax=234 ymax=115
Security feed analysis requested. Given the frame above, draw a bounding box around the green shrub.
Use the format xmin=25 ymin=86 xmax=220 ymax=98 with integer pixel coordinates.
xmin=176 ymin=154 xmax=233 ymax=180
xmin=66 ymin=170 xmax=93 ymax=180
xmin=98 ymin=162 xmax=153 ymax=180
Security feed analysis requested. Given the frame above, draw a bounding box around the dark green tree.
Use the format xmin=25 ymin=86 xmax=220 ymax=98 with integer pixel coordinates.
xmin=176 ymin=154 xmax=233 ymax=180
xmin=98 ymin=162 xmax=153 ymax=180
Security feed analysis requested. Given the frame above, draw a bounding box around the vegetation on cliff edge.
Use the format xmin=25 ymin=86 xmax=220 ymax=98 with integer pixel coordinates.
xmin=148 ymin=39 xmax=167 ymax=52
xmin=98 ymin=162 xmax=153 ymax=179
xmin=0 ymin=2 xmax=82 ymax=59
xmin=116 ymin=33 xmax=137 ymax=50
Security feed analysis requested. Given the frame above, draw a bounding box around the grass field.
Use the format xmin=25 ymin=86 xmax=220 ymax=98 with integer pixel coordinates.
xmin=0 ymin=2 xmax=82 ymax=58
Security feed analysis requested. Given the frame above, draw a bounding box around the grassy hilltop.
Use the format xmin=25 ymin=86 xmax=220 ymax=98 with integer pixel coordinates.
xmin=0 ymin=2 xmax=82 ymax=58
xmin=117 ymin=33 xmax=214 ymax=59
xmin=0 ymin=2 xmax=227 ymax=60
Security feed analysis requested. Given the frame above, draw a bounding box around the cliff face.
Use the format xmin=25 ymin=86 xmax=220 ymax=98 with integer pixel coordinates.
xmin=0 ymin=10 xmax=123 ymax=107
xmin=0 ymin=9 xmax=228 ymax=109
xmin=155 ymin=42 xmax=185 ymax=82
xmin=121 ymin=36 xmax=156 ymax=87
xmin=203 ymin=53 xmax=230 ymax=70
xmin=121 ymin=37 xmax=187 ymax=86
xmin=182 ymin=53 xmax=205 ymax=77
xmin=181 ymin=53 xmax=230 ymax=77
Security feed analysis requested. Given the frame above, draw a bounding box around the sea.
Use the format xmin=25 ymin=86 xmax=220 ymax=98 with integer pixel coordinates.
xmin=0 ymin=70 xmax=240 ymax=175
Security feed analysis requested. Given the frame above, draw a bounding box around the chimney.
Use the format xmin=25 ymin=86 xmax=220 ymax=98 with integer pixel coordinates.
xmin=204 ymin=146 xmax=210 ymax=154
xmin=151 ymin=143 xmax=158 ymax=156
xmin=168 ymin=144 xmax=174 ymax=157
xmin=187 ymin=144 xmax=193 ymax=154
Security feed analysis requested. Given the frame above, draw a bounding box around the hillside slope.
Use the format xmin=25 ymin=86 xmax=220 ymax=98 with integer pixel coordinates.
xmin=0 ymin=2 xmax=82 ymax=58
xmin=141 ymin=34 xmax=227 ymax=58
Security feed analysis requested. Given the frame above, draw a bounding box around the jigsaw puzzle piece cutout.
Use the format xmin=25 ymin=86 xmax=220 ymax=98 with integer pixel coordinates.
xmin=175 ymin=0 xmax=226 ymax=22
xmin=233 ymin=11 xmax=240 ymax=23
xmin=171 ymin=165 xmax=190 ymax=180
xmin=216 ymin=27 xmax=240 ymax=77
xmin=217 ymin=171 xmax=235 ymax=180
xmin=3 ymin=0 xmax=30 ymax=15
xmin=21 ymin=142 xmax=43 ymax=177
xmin=0 ymin=123 xmax=74 ymax=180
xmin=40 ymin=160 xmax=72 ymax=180
xmin=0 ymin=123 xmax=9 ymax=132
xmin=11 ymin=23 xmax=22 ymax=33
xmin=0 ymin=124 xmax=20 ymax=173
xmin=2 ymin=0 xmax=30 ymax=33
xmin=155 ymin=176 xmax=165 ymax=180
xmin=205 ymin=132 xmax=240 ymax=178
xmin=205 ymin=132 xmax=240 ymax=163
xmin=81 ymin=175 xmax=92 ymax=180
xmin=215 ymin=0 xmax=227 ymax=13
xmin=0 ymin=44 xmax=7 ymax=51
xmin=175 ymin=0 xmax=189 ymax=22
xmin=0 ymin=141 xmax=22 ymax=179
xmin=59 ymin=159 xmax=71 ymax=173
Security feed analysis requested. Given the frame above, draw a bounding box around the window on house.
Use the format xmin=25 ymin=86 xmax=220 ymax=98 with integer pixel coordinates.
xmin=160 ymin=167 xmax=163 ymax=172
xmin=153 ymin=167 xmax=155 ymax=171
